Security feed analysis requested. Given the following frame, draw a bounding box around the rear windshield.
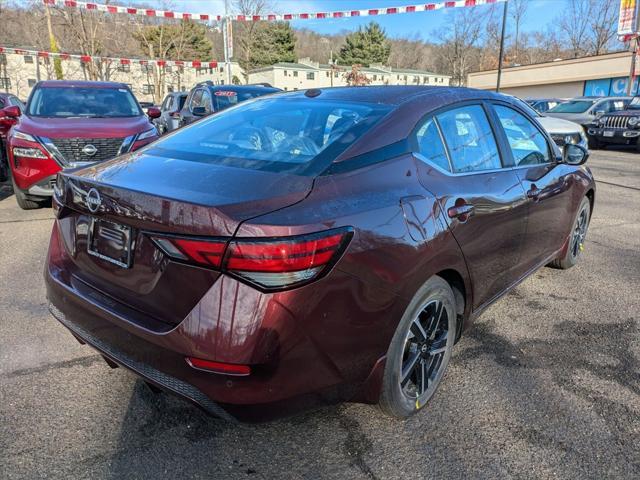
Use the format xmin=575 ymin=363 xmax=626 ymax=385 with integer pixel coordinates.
xmin=27 ymin=86 xmax=142 ymax=118
xmin=148 ymin=97 xmax=391 ymax=175
xmin=547 ymin=100 xmax=594 ymax=114
xmin=212 ymin=89 xmax=276 ymax=112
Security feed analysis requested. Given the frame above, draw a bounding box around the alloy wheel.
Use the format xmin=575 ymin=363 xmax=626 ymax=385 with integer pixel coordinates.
xmin=570 ymin=205 xmax=589 ymax=258
xmin=400 ymin=299 xmax=449 ymax=400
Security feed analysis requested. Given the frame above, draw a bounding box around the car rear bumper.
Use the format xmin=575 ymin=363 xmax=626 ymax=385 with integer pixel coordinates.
xmin=45 ymin=220 xmax=391 ymax=421
xmin=48 ymin=301 xmax=238 ymax=422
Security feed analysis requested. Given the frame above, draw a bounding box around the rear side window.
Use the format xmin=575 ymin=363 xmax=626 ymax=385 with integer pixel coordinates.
xmin=189 ymin=90 xmax=203 ymax=112
xmin=161 ymin=95 xmax=173 ymax=111
xmin=415 ymin=117 xmax=450 ymax=172
xmin=201 ymin=89 xmax=213 ymax=114
xmin=494 ymin=105 xmax=551 ymax=166
xmin=435 ymin=105 xmax=501 ymax=173
xmin=149 ymin=98 xmax=391 ymax=175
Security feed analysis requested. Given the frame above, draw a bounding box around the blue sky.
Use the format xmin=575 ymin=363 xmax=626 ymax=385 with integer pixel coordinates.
xmin=177 ymin=0 xmax=577 ymax=40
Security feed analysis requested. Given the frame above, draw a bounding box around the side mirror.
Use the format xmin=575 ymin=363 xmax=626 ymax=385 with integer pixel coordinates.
xmin=563 ymin=144 xmax=589 ymax=165
xmin=2 ymin=105 xmax=21 ymax=118
xmin=147 ymin=107 xmax=161 ymax=119
xmin=192 ymin=106 xmax=207 ymax=117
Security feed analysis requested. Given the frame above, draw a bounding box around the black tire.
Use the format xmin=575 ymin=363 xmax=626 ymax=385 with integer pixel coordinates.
xmin=0 ymin=140 xmax=8 ymax=182
xmin=549 ymin=196 xmax=591 ymax=270
xmin=587 ymin=136 xmax=602 ymax=150
xmin=636 ymin=139 xmax=640 ymax=153
xmin=379 ymin=276 xmax=457 ymax=419
xmin=11 ymin=175 xmax=42 ymax=210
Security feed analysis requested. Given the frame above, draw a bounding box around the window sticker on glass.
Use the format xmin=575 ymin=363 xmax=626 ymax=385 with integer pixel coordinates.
xmin=214 ymin=91 xmax=238 ymax=97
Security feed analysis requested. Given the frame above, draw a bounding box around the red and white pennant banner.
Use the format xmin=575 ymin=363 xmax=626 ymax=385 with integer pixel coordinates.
xmin=42 ymin=0 xmax=505 ymax=22
xmin=0 ymin=46 xmax=219 ymax=69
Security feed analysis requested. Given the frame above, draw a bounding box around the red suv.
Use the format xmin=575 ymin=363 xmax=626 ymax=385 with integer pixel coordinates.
xmin=6 ymin=80 xmax=160 ymax=209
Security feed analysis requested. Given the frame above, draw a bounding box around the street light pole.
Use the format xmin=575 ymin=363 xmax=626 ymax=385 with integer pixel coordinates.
xmin=496 ymin=0 xmax=508 ymax=92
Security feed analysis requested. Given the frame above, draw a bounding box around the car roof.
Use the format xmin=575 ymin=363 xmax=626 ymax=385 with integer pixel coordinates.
xmin=207 ymin=84 xmax=281 ymax=93
xmin=272 ymin=85 xmax=506 ymax=106
xmin=573 ymin=96 xmax=631 ymax=100
xmin=37 ymin=80 xmax=130 ymax=89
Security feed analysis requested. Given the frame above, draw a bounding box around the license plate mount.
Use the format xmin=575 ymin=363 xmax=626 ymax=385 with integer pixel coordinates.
xmin=87 ymin=218 xmax=133 ymax=268
xmin=603 ymin=130 xmax=615 ymax=137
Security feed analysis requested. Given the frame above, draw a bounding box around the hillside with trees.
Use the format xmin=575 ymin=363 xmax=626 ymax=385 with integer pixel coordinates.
xmin=0 ymin=0 xmax=624 ymax=87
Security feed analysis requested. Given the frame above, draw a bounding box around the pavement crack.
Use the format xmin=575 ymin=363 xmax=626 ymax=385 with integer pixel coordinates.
xmin=4 ymin=354 xmax=102 ymax=378
xmin=0 ymin=217 xmax=54 ymax=224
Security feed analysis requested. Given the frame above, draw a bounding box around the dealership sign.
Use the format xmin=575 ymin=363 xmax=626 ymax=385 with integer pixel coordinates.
xmin=618 ymin=0 xmax=640 ymax=38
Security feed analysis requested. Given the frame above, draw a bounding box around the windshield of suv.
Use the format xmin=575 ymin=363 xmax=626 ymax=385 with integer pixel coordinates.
xmin=212 ymin=89 xmax=277 ymax=112
xmin=628 ymin=97 xmax=640 ymax=110
xmin=149 ymin=97 xmax=391 ymax=175
xmin=27 ymin=86 xmax=142 ymax=118
xmin=547 ymin=100 xmax=594 ymax=114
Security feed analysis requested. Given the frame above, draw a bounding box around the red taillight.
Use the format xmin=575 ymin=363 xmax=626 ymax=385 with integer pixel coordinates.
xmin=150 ymin=228 xmax=353 ymax=290
xmin=185 ymin=357 xmax=251 ymax=376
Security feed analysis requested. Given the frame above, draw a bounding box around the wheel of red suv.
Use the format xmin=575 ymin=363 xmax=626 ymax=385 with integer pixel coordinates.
xmin=379 ymin=276 xmax=456 ymax=418
xmin=549 ymin=196 xmax=591 ymax=270
xmin=11 ymin=175 xmax=41 ymax=210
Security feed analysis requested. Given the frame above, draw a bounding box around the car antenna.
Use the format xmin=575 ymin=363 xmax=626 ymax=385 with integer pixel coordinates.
xmin=305 ymin=89 xmax=321 ymax=98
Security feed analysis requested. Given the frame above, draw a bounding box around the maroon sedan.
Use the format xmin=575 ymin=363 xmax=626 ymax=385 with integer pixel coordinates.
xmin=46 ymin=87 xmax=595 ymax=422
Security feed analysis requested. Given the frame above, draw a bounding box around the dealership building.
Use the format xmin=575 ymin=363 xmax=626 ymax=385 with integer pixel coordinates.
xmin=467 ymin=51 xmax=638 ymax=99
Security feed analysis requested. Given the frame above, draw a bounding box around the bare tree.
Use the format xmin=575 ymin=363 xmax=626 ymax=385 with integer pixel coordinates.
xmin=233 ymin=0 xmax=271 ymax=82
xmin=509 ymin=0 xmax=528 ymax=64
xmin=433 ymin=8 xmax=488 ymax=85
xmin=588 ymin=0 xmax=618 ymax=55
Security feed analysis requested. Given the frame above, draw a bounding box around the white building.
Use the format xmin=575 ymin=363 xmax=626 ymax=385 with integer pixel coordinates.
xmin=248 ymin=58 xmax=450 ymax=91
xmin=0 ymin=50 xmax=244 ymax=103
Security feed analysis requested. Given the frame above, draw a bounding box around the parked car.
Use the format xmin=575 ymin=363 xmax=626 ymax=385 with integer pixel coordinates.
xmin=6 ymin=80 xmax=161 ymax=209
xmin=155 ymin=91 xmax=188 ymax=134
xmin=178 ymin=82 xmax=281 ymax=127
xmin=46 ymin=86 xmax=594 ymax=422
xmin=525 ymin=98 xmax=564 ymax=113
xmin=545 ymin=96 xmax=630 ymax=128
xmin=585 ymin=95 xmax=640 ymax=151
xmin=0 ymin=92 xmax=25 ymax=182
xmin=138 ymin=101 xmax=156 ymax=109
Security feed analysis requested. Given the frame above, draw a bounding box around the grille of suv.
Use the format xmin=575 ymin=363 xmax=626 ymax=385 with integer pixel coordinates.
xmin=602 ymin=116 xmax=629 ymax=129
xmin=51 ymin=137 xmax=125 ymax=163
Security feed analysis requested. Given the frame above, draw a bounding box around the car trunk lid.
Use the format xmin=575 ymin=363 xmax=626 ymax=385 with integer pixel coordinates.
xmin=55 ymin=152 xmax=313 ymax=327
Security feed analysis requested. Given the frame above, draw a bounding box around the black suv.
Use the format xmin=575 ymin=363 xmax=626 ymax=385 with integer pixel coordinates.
xmin=587 ymin=96 xmax=640 ymax=151
xmin=178 ymin=82 xmax=281 ymax=127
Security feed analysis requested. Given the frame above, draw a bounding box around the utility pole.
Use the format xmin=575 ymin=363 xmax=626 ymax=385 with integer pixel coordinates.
xmin=496 ymin=0 xmax=508 ymax=92
xmin=628 ymin=37 xmax=638 ymax=96
xmin=223 ymin=0 xmax=233 ymax=85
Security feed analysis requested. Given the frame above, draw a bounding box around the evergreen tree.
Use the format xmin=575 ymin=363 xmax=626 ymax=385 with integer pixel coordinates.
xmin=338 ymin=22 xmax=391 ymax=66
xmin=241 ymin=21 xmax=296 ymax=71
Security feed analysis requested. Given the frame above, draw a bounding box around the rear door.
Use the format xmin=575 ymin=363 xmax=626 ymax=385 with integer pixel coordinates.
xmin=414 ymin=102 xmax=529 ymax=310
xmin=490 ymin=102 xmax=574 ymax=271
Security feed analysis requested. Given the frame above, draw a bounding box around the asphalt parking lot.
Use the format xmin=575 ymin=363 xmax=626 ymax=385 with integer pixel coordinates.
xmin=0 ymin=149 xmax=638 ymax=480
